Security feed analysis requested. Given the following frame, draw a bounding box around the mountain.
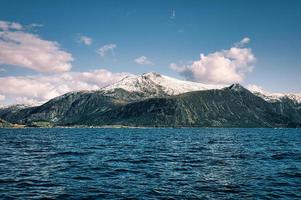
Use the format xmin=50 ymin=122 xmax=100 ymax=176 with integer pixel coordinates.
xmin=0 ymin=90 xmax=139 ymax=126
xmin=0 ymin=72 xmax=300 ymax=127
xmin=78 ymin=84 xmax=299 ymax=127
xmin=103 ymin=72 xmax=225 ymax=98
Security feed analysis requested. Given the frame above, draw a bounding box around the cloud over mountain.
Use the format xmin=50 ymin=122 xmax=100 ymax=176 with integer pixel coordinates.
xmin=171 ymin=37 xmax=255 ymax=84
xmin=0 ymin=20 xmax=73 ymax=73
xmin=0 ymin=69 xmax=130 ymax=105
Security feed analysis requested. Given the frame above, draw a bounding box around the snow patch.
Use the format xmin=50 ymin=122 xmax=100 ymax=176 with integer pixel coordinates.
xmin=248 ymin=86 xmax=301 ymax=103
xmin=102 ymin=72 xmax=226 ymax=96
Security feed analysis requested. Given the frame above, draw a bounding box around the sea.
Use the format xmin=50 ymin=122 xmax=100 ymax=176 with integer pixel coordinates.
xmin=0 ymin=128 xmax=300 ymax=199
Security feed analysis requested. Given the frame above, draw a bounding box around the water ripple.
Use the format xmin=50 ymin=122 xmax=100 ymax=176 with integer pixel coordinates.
xmin=0 ymin=128 xmax=300 ymax=199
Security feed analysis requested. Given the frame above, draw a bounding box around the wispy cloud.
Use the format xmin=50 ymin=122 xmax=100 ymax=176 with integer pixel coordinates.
xmin=134 ymin=56 xmax=153 ymax=65
xmin=170 ymin=9 xmax=176 ymax=20
xmin=0 ymin=20 xmax=73 ymax=73
xmin=234 ymin=37 xmax=251 ymax=47
xmin=97 ymin=44 xmax=117 ymax=57
xmin=171 ymin=37 xmax=255 ymax=84
xmin=28 ymin=23 xmax=43 ymax=28
xmin=0 ymin=20 xmax=22 ymax=31
xmin=78 ymin=35 xmax=92 ymax=45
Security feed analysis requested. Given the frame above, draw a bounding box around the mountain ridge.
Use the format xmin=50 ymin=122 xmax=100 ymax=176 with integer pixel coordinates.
xmin=102 ymin=72 xmax=226 ymax=97
xmin=0 ymin=72 xmax=300 ymax=128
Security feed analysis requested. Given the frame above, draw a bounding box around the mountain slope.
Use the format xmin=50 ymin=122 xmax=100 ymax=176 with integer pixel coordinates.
xmin=0 ymin=89 xmax=146 ymax=126
xmin=0 ymin=72 xmax=225 ymax=126
xmin=79 ymin=84 xmax=298 ymax=127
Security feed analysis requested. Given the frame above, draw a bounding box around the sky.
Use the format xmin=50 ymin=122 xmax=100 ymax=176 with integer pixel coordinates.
xmin=0 ymin=0 xmax=301 ymax=105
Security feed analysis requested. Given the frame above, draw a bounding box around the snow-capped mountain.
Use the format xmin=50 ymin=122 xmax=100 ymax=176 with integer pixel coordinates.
xmin=1 ymin=72 xmax=300 ymax=128
xmin=2 ymin=72 xmax=300 ymax=111
xmin=249 ymin=88 xmax=301 ymax=103
xmin=102 ymin=72 xmax=226 ymax=97
xmin=103 ymin=72 xmax=301 ymax=103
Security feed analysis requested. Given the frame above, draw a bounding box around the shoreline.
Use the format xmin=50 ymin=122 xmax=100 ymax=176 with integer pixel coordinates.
xmin=1 ymin=125 xmax=300 ymax=129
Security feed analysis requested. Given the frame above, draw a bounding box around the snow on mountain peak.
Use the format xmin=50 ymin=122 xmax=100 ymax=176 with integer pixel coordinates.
xmin=248 ymin=85 xmax=301 ymax=103
xmin=229 ymin=83 xmax=246 ymax=92
xmin=102 ymin=72 xmax=226 ymax=96
xmin=102 ymin=72 xmax=301 ymax=103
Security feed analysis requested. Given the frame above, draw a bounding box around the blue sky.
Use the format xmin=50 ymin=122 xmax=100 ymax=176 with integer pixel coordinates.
xmin=0 ymin=0 xmax=300 ymax=105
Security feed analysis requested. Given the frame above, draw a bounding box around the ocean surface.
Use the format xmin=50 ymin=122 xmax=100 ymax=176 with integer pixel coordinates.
xmin=0 ymin=128 xmax=300 ymax=199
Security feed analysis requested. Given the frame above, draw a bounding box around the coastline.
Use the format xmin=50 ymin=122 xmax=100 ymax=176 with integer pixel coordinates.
xmin=1 ymin=125 xmax=300 ymax=129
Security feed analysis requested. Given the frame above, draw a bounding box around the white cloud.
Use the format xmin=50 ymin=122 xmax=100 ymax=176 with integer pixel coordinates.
xmin=0 ymin=94 xmax=5 ymax=101
xmin=0 ymin=21 xmax=22 ymax=31
xmin=171 ymin=37 xmax=255 ymax=84
xmin=15 ymin=97 xmax=39 ymax=106
xmin=97 ymin=44 xmax=116 ymax=57
xmin=134 ymin=56 xmax=153 ymax=65
xmin=0 ymin=69 xmax=130 ymax=106
xmin=0 ymin=20 xmax=73 ymax=73
xmin=235 ymin=37 xmax=251 ymax=47
xmin=79 ymin=35 xmax=92 ymax=45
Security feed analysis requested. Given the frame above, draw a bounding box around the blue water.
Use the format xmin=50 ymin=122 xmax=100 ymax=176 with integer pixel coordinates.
xmin=0 ymin=128 xmax=300 ymax=199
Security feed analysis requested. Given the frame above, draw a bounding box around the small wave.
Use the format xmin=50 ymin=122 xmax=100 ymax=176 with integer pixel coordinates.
xmin=128 ymin=159 xmax=152 ymax=164
xmin=51 ymin=151 xmax=92 ymax=157
xmin=0 ymin=178 xmax=16 ymax=184
xmin=230 ymin=153 xmax=249 ymax=159
xmin=278 ymin=171 xmax=301 ymax=178
xmin=71 ymin=176 xmax=93 ymax=180
xmin=271 ymin=152 xmax=300 ymax=160
xmin=111 ymin=168 xmax=140 ymax=175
